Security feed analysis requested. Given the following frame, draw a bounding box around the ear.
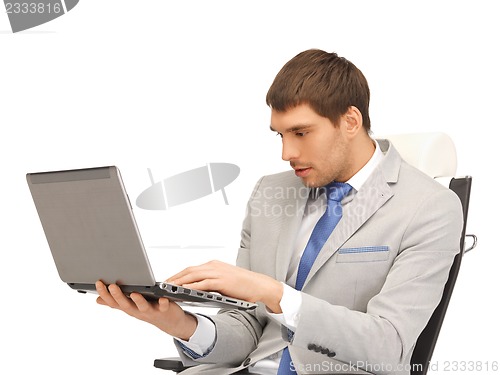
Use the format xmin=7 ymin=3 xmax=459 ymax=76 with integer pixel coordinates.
xmin=342 ymin=106 xmax=363 ymax=137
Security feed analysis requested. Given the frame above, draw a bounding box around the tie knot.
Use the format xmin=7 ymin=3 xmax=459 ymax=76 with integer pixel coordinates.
xmin=326 ymin=182 xmax=352 ymax=202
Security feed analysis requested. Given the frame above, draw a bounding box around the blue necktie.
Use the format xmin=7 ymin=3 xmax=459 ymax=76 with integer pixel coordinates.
xmin=277 ymin=182 xmax=352 ymax=375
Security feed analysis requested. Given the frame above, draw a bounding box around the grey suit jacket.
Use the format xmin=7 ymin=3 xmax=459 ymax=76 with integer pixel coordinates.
xmin=175 ymin=140 xmax=463 ymax=375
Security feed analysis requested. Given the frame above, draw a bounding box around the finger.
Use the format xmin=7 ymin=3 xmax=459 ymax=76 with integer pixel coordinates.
xmin=181 ymin=279 xmax=221 ymax=293
xmin=167 ymin=266 xmax=198 ymax=284
xmin=158 ymin=297 xmax=172 ymax=313
xmin=107 ymin=284 xmax=136 ymax=310
xmin=95 ymin=280 xmax=119 ymax=308
xmin=168 ymin=268 xmax=220 ymax=287
xmin=96 ymin=296 xmax=108 ymax=306
xmin=129 ymin=292 xmax=152 ymax=313
xmin=167 ymin=261 xmax=218 ymax=283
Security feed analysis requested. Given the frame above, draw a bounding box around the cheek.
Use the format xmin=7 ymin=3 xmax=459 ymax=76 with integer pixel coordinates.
xmin=315 ymin=140 xmax=346 ymax=174
xmin=314 ymin=137 xmax=340 ymax=163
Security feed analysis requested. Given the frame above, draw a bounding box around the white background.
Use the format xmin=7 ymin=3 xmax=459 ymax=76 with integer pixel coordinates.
xmin=1 ymin=1 xmax=498 ymax=374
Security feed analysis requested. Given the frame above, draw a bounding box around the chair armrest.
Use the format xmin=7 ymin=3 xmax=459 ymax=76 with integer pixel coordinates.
xmin=154 ymin=357 xmax=191 ymax=373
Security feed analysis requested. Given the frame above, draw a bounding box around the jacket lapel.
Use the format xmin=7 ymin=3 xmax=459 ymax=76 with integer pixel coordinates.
xmin=275 ymin=179 xmax=310 ymax=283
xmin=302 ymin=139 xmax=401 ymax=288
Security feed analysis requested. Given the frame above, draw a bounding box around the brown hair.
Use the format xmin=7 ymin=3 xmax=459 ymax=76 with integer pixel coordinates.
xmin=266 ymin=49 xmax=371 ymax=132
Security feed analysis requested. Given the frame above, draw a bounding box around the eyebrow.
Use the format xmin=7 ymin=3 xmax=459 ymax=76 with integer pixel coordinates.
xmin=269 ymin=124 xmax=314 ymax=133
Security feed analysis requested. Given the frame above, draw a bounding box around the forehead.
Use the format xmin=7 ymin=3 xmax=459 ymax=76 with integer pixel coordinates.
xmin=270 ymin=103 xmax=331 ymax=132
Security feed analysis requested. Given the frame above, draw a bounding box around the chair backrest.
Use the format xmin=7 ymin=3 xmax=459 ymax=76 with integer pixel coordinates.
xmin=385 ymin=132 xmax=458 ymax=179
xmin=384 ymin=132 xmax=472 ymax=375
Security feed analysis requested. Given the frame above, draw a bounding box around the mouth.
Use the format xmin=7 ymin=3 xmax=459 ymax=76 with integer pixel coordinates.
xmin=293 ymin=167 xmax=312 ymax=178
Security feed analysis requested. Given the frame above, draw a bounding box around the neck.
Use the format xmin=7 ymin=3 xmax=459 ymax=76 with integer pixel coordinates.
xmin=343 ymin=133 xmax=376 ymax=181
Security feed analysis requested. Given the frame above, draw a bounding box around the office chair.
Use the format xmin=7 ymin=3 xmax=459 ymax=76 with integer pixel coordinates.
xmin=154 ymin=132 xmax=475 ymax=374
xmin=386 ymin=132 xmax=475 ymax=375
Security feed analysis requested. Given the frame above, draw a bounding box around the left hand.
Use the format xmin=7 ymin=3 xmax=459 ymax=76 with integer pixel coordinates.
xmin=94 ymin=280 xmax=198 ymax=340
xmin=167 ymin=260 xmax=284 ymax=313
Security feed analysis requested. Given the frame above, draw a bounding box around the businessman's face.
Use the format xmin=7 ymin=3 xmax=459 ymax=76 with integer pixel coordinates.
xmin=270 ymin=103 xmax=354 ymax=188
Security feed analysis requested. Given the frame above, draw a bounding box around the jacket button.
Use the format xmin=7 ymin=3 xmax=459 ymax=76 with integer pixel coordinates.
xmin=307 ymin=343 xmax=317 ymax=351
xmin=320 ymin=347 xmax=329 ymax=355
xmin=327 ymin=351 xmax=336 ymax=358
xmin=243 ymin=358 xmax=251 ymax=366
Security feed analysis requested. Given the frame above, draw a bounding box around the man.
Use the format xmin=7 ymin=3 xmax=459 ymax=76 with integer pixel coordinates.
xmin=96 ymin=49 xmax=463 ymax=374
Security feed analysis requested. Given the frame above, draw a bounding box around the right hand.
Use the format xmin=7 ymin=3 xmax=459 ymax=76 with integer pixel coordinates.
xmin=95 ymin=280 xmax=197 ymax=340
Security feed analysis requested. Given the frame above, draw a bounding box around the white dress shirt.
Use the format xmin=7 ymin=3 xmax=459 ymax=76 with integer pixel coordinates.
xmin=176 ymin=140 xmax=383 ymax=373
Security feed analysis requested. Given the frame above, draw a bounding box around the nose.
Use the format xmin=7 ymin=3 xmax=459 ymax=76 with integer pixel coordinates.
xmin=281 ymin=138 xmax=299 ymax=161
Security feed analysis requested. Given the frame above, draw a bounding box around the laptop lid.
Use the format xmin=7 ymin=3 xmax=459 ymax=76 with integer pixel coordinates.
xmin=26 ymin=166 xmax=257 ymax=310
xmin=27 ymin=166 xmax=155 ymax=286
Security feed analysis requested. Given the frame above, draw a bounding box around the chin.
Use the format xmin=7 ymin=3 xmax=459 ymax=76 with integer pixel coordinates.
xmin=301 ymin=179 xmax=321 ymax=188
xmin=304 ymin=177 xmax=336 ymax=188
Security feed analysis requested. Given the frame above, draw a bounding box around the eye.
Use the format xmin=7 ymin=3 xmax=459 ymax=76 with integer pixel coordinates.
xmin=295 ymin=132 xmax=307 ymax=137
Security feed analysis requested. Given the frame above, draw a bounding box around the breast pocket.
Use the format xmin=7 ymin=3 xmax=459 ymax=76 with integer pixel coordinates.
xmin=336 ymin=246 xmax=390 ymax=263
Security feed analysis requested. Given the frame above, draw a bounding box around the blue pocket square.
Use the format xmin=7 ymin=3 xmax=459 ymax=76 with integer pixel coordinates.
xmin=336 ymin=246 xmax=390 ymax=263
xmin=338 ymin=246 xmax=389 ymax=254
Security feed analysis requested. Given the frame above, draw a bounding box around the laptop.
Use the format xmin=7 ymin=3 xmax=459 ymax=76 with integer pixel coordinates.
xmin=26 ymin=166 xmax=257 ymax=311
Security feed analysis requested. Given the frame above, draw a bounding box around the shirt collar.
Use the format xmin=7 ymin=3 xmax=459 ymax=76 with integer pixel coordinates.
xmin=346 ymin=138 xmax=383 ymax=192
